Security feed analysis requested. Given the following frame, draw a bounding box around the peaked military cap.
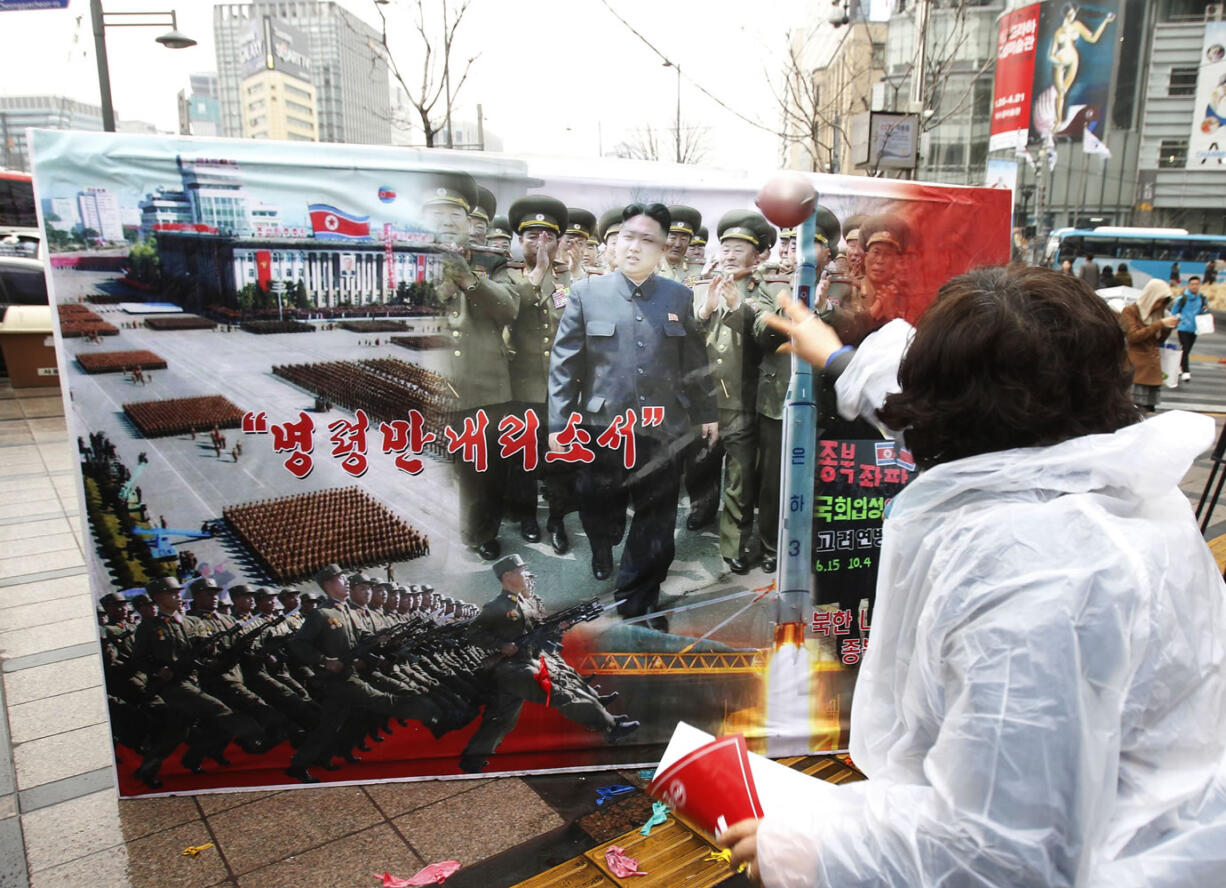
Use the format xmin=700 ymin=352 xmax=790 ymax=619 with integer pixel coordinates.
xmin=418 ymin=170 xmax=479 ymax=214
xmin=131 ymin=593 xmax=153 ymax=609
xmin=146 ymin=575 xmax=183 ymax=595
xmin=488 ymin=216 xmax=512 ymax=240
xmin=565 ymin=208 xmax=596 ymax=239
xmin=277 ymin=588 xmax=300 ymax=600
xmin=228 ymin=584 xmax=256 ymax=598
xmin=374 ymin=581 xmax=394 ymax=592
xmin=779 ymin=227 xmax=797 ymax=240
xmin=691 ymin=226 xmax=708 ymax=247
xmin=842 ymin=213 xmax=867 ymax=244
xmin=509 ymin=196 xmax=568 ymax=235
xmin=99 ymin=591 xmax=128 ymax=608
xmin=814 ymin=206 xmax=842 ymax=248
xmin=598 ymin=207 xmax=624 ymax=241
xmin=347 ymin=571 xmax=375 ymax=588
xmin=186 ymin=576 xmax=218 ymax=594
xmin=314 ymin=563 xmax=345 ymax=585
xmin=755 ymin=217 xmax=778 ymax=252
xmin=717 ymin=209 xmax=764 ymax=247
xmin=492 ymin=553 xmax=527 ymax=579
xmin=470 ymin=186 xmax=496 ymax=222
xmin=859 ymin=213 xmax=909 ymax=253
xmin=251 ymin=586 xmax=276 ymax=600
xmin=667 ymin=205 xmax=702 ymax=238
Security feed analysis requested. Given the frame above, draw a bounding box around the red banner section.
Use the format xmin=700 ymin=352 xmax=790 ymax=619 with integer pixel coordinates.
xmin=989 ymin=3 xmax=1041 ymax=152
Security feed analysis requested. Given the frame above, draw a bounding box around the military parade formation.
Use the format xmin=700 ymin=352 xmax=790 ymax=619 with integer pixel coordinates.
xmin=100 ymin=555 xmax=635 ymax=787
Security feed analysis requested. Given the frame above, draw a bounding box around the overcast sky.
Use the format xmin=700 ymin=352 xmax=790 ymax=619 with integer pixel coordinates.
xmin=0 ymin=0 xmax=876 ymax=170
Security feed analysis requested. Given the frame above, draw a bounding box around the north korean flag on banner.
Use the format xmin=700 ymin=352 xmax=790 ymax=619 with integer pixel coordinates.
xmin=308 ymin=204 xmax=371 ymax=240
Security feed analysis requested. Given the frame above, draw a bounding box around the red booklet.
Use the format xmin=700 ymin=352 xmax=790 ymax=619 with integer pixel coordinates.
xmin=648 ymin=731 xmax=765 ymax=837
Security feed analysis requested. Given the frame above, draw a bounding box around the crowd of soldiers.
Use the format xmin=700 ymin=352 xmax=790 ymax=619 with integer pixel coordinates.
xmin=417 ymin=169 xmax=909 ymax=620
xmin=99 ymin=555 xmax=633 ymax=786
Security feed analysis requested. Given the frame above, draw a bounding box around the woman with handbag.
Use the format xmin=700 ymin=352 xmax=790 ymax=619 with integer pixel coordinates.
xmin=1120 ymin=279 xmax=1178 ymax=411
xmin=1173 ymin=275 xmax=1212 ymax=382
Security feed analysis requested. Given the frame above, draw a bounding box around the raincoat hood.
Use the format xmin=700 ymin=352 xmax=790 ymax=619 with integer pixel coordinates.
xmin=1135 ymin=278 xmax=1172 ymax=323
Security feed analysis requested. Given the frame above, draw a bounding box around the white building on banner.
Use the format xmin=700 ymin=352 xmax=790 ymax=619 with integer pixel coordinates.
xmin=77 ymin=187 xmax=124 ymax=242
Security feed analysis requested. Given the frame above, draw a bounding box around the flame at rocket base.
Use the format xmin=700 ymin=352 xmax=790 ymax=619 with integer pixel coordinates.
xmin=764 ymin=621 xmax=812 ymax=757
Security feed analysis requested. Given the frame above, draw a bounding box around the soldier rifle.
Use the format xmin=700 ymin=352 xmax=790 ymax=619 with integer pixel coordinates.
xmin=478 ymin=598 xmax=604 ymax=669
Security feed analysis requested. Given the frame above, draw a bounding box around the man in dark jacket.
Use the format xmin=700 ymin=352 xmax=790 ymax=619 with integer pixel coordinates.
xmin=548 ymin=203 xmax=717 ymax=625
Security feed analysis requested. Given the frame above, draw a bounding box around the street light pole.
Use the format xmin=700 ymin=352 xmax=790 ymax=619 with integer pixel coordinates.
xmin=674 ymin=62 xmax=681 ymax=163
xmin=89 ymin=0 xmax=197 ymax=133
xmin=90 ymin=0 xmax=118 ymax=132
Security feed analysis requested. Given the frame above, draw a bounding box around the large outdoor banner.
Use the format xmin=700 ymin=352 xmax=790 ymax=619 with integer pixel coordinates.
xmin=30 ymin=130 xmax=1009 ymax=797
xmin=989 ymin=0 xmax=1119 ymax=151
xmin=1188 ymin=20 xmax=1226 ymax=168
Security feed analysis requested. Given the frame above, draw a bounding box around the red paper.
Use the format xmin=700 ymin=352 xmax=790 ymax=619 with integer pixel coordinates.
xmin=533 ymin=654 xmax=552 ymax=708
xmin=647 ymin=733 xmax=764 ymax=837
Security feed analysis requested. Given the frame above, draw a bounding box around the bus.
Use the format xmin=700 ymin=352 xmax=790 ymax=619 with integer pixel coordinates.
xmin=1044 ymin=227 xmax=1226 ymax=286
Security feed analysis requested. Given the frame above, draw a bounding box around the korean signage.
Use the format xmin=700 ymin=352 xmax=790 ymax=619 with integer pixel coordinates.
xmin=989 ymin=4 xmax=1041 ymax=152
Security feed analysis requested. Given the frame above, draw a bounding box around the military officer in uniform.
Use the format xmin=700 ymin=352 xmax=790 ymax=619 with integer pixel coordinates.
xmin=421 ymin=171 xmax=520 ymax=561
xmin=750 ymin=206 xmax=841 ymax=574
xmin=505 ymin=196 xmax=575 ymax=552
xmin=842 ymin=213 xmax=867 ymax=280
xmin=557 ymin=208 xmax=597 ymax=278
xmin=686 ymin=226 xmax=709 ymax=276
xmin=548 ymin=203 xmax=717 ymax=623
xmin=691 ymin=211 xmax=775 ymax=573
xmin=458 ymin=555 xmax=638 ymax=773
xmin=468 ymin=185 xmax=497 ymax=245
xmin=597 ymin=208 xmax=624 ymax=273
xmin=487 ymin=216 xmax=513 ymax=255
xmin=659 ymin=205 xmax=702 ymax=284
xmin=285 ymin=564 xmax=442 ymax=783
xmin=99 ymin=591 xmax=151 ymax=754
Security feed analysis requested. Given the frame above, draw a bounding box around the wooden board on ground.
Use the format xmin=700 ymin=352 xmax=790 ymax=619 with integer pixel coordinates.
xmin=510 ymin=754 xmax=864 ymax=888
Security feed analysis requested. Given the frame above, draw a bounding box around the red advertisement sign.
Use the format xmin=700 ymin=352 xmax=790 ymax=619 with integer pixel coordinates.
xmin=989 ymin=3 xmax=1041 ymax=152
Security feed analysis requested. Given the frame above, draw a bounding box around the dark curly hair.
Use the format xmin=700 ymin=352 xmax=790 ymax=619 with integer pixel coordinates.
xmin=876 ymin=265 xmax=1138 ymax=470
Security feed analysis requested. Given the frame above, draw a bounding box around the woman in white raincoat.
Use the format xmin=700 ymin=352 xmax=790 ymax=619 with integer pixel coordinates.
xmin=720 ymin=266 xmax=1226 ymax=887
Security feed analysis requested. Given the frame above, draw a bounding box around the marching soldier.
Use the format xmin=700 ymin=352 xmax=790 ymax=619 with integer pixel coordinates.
xmin=99 ymin=591 xmax=152 ymax=754
xmin=468 ymin=185 xmax=497 ymax=245
xmin=751 ymin=206 xmax=841 ymax=573
xmin=690 ymin=211 xmax=774 ymax=573
xmin=458 ymin=555 xmax=638 ymax=773
xmin=130 ymin=576 xmax=267 ymax=789
xmin=187 ymin=579 xmax=292 ymax=752
xmin=659 ymin=205 xmax=702 ymax=284
xmin=487 ymin=216 xmax=513 ymax=255
xmin=240 ymin=587 xmax=320 ymax=734
xmin=506 ymin=195 xmax=575 ymax=553
xmin=421 ymin=170 xmax=520 ymax=561
xmin=285 ymin=564 xmax=442 ymax=783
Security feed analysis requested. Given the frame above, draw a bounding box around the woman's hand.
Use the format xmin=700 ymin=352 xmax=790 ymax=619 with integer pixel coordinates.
xmin=1162 ymin=316 xmax=1179 ymax=328
xmin=762 ymin=294 xmax=845 ymax=366
xmin=719 ymin=818 xmax=761 ymax=884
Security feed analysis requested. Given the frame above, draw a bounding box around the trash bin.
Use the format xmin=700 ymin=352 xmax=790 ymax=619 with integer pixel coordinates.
xmin=0 ymin=305 xmax=59 ymax=388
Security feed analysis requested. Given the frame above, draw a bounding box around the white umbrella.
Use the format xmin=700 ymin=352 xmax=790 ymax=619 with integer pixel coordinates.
xmin=1096 ymin=285 xmax=1142 ymax=313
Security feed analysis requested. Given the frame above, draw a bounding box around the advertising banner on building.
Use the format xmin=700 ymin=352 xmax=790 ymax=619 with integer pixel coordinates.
xmin=29 ymin=130 xmax=1009 ymax=797
xmin=990 ymin=0 xmax=1119 ymax=151
xmin=1188 ymin=20 xmax=1226 ymax=168
xmin=989 ymin=3 xmax=1042 ymax=152
xmin=1030 ymin=0 xmax=1119 ymax=144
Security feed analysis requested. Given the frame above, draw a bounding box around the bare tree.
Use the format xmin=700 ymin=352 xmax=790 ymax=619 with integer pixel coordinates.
xmin=611 ymin=122 xmax=710 ymax=165
xmin=769 ymin=24 xmax=881 ymax=173
xmin=368 ymin=0 xmax=479 ymax=148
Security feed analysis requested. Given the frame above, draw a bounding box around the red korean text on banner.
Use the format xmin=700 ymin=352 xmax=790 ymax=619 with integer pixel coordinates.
xmin=269 ymin=411 xmax=315 ymax=479
xmin=596 ymin=409 xmax=638 ymax=470
xmin=498 ymin=409 xmax=540 ymax=471
xmin=545 ymin=412 xmax=595 ymax=464
xmin=445 ymin=409 xmax=489 ymax=472
xmin=328 ymin=409 xmax=370 ymax=477
xmin=379 ymin=410 xmax=436 ymax=475
xmin=988 ymin=3 xmax=1041 ymax=151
